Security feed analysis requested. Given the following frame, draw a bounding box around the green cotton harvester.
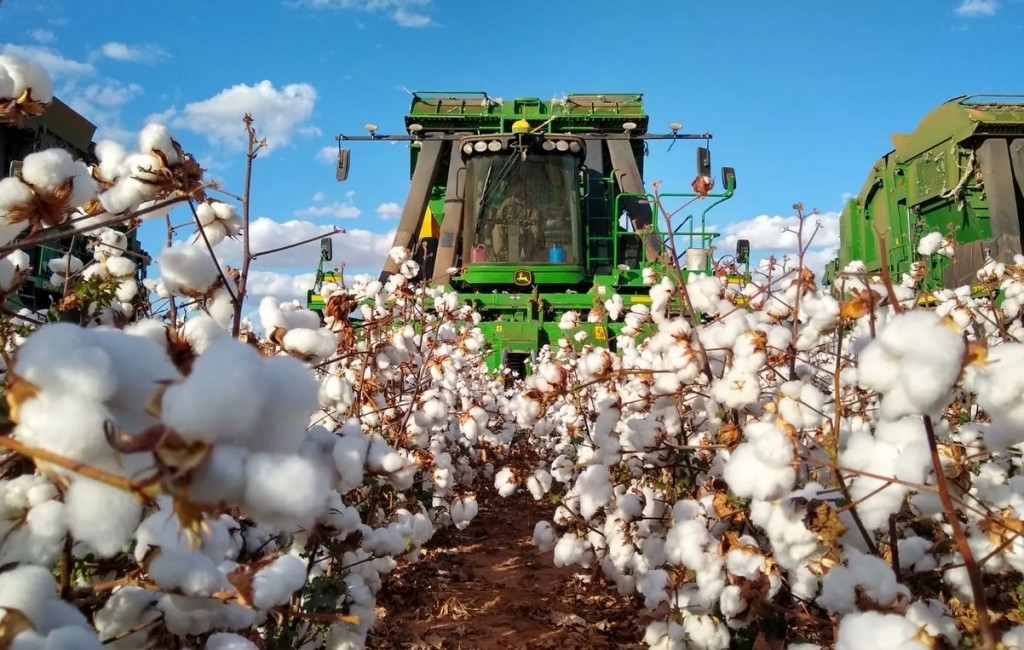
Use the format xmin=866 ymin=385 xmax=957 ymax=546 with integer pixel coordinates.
xmin=823 ymin=94 xmax=1024 ymax=296
xmin=310 ymin=91 xmax=749 ymax=376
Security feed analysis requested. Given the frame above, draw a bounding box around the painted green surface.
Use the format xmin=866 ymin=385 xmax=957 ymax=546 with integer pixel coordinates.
xmin=824 ymin=94 xmax=1024 ymax=291
xmin=313 ymin=91 xmax=746 ymax=378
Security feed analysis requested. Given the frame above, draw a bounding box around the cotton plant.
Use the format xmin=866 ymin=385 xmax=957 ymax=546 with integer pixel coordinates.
xmin=496 ymin=241 xmax=1024 ymax=649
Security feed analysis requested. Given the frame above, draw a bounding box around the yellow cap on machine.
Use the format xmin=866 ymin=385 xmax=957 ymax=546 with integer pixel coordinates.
xmin=511 ymin=119 xmax=531 ymax=134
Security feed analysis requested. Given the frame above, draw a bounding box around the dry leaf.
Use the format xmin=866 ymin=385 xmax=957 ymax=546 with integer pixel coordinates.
xmin=717 ymin=423 xmax=742 ymax=450
xmin=804 ymin=499 xmax=848 ymax=548
xmin=551 ymin=611 xmax=586 ymax=629
xmin=4 ymin=374 xmax=39 ymax=424
xmin=979 ymin=510 xmax=1024 ymax=546
xmin=840 ymin=288 xmax=879 ymax=320
xmin=962 ymin=339 xmax=988 ymax=369
xmin=0 ymin=607 xmax=35 ymax=649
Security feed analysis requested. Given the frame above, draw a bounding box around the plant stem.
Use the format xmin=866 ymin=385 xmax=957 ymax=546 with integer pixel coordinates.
xmin=922 ymin=414 xmax=994 ymax=649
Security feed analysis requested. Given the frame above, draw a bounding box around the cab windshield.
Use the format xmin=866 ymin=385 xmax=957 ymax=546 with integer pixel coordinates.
xmin=465 ymin=151 xmax=581 ymax=265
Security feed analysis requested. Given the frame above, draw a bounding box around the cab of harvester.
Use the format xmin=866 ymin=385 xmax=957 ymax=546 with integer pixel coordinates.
xmin=315 ymin=91 xmax=746 ymax=376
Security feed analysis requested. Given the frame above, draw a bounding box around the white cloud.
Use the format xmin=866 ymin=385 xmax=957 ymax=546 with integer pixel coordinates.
xmin=98 ymin=41 xmax=170 ymax=64
xmin=375 ymin=201 xmax=402 ymax=219
xmin=0 ymin=44 xmax=94 ymax=77
xmin=0 ymin=43 xmax=149 ymax=144
xmin=287 ymin=0 xmax=436 ymax=28
xmin=30 ymin=29 xmax=55 ymax=44
xmin=392 ymin=6 xmax=432 ymax=27
xmin=712 ymin=210 xmax=840 ymax=252
xmin=316 ymin=145 xmax=337 ymax=164
xmin=713 ymin=209 xmax=842 ymax=282
xmin=153 ymin=80 xmax=318 ymax=153
xmin=245 ymin=270 xmax=319 ymax=304
xmin=63 ymin=79 xmax=145 ymax=143
xmin=209 ymin=216 xmax=394 ymax=270
xmin=312 ymin=190 xmax=326 ymax=202
xmin=295 ymin=202 xmax=362 ymax=219
xmin=955 ymin=0 xmax=998 ymax=15
xmin=295 ymin=190 xmax=361 ymax=219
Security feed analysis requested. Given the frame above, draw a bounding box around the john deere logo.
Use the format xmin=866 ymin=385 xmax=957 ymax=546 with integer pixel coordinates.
xmin=513 ymin=269 xmax=533 ymax=286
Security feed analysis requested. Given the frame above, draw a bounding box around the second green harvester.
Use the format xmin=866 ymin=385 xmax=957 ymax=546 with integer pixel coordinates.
xmin=824 ymin=94 xmax=1024 ymax=293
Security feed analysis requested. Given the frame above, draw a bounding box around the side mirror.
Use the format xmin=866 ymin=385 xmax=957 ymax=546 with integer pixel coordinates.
xmin=736 ymin=238 xmax=750 ymax=264
xmin=721 ymin=166 xmax=737 ymax=192
xmin=696 ymin=146 xmax=711 ymax=176
xmin=320 ymin=237 xmax=333 ymax=262
xmin=335 ymin=148 xmax=351 ymax=182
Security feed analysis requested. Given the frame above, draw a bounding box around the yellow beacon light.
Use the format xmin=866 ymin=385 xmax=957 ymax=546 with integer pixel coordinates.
xmin=511 ymin=119 xmax=531 ymax=134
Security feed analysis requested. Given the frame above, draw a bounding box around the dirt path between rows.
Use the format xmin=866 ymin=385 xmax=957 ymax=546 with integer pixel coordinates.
xmin=368 ymin=489 xmax=647 ymax=650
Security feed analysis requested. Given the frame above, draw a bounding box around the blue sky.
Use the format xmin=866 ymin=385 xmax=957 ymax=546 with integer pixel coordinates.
xmin=3 ymin=0 xmax=1023 ymax=303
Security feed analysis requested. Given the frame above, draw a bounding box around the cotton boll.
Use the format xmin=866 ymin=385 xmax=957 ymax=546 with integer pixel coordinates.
xmin=180 ymin=314 xmax=229 ymax=354
xmin=817 ymin=550 xmax=910 ymax=615
xmin=243 ymin=452 xmax=331 ymax=530
xmin=533 ymin=521 xmax=556 ymax=552
xmin=138 ymin=123 xmax=181 ymax=165
xmin=493 ymin=466 xmax=518 ymax=497
xmin=251 ymin=554 xmax=308 ymax=610
xmin=0 ymin=499 xmax=67 ymax=566
xmin=0 ymin=564 xmax=90 ymax=633
xmin=205 ymin=633 xmax=259 ymax=650
xmin=99 ymin=175 xmax=159 ymax=215
xmin=834 ymin=611 xmax=931 ymax=650
xmin=161 ymin=338 xmax=266 ymax=444
xmin=63 ymin=479 xmax=141 ymax=558
xmin=281 ymin=327 xmax=337 ymax=362
xmin=450 ymin=495 xmax=478 ymax=530
xmin=187 ymin=443 xmax=250 ymax=506
xmin=0 ymin=53 xmax=54 ymax=103
xmin=157 ymin=244 xmax=223 ymax=296
xmin=856 ymin=310 xmax=965 ymax=419
xmin=333 ymin=434 xmax=368 ymax=492
xmin=722 ymin=421 xmax=796 ymax=501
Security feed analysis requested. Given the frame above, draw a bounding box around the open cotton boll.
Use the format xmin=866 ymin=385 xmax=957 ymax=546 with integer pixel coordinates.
xmin=157 ymin=244 xmax=223 ymax=296
xmin=281 ymin=327 xmax=337 ymax=362
xmin=160 ymin=338 xmax=267 ymax=444
xmin=333 ymin=434 xmax=368 ymax=492
xmin=64 ymin=478 xmax=142 ymax=558
xmin=722 ymin=421 xmax=796 ymax=501
xmin=817 ymin=550 xmax=910 ymax=615
xmin=0 ymin=565 xmax=90 ymax=635
xmin=94 ymin=139 xmax=128 ymax=180
xmin=243 ymin=452 xmax=331 ymax=530
xmin=20 ymin=148 xmax=98 ymax=208
xmin=0 ymin=249 xmax=31 ymax=292
xmin=246 ymin=355 xmax=320 ymax=453
xmin=206 ymin=633 xmax=259 ymax=650
xmin=180 ymin=313 xmax=229 ymax=354
xmin=450 ymin=495 xmax=478 ymax=530
xmin=856 ymin=310 xmax=965 ymax=419
xmin=104 ymin=255 xmax=137 ymax=278
xmin=9 ymin=322 xmax=121 ymax=402
xmin=834 ymin=611 xmax=931 ymax=650
xmin=251 ymin=554 xmax=308 ymax=610
xmin=0 ymin=53 xmax=54 ymax=103
xmin=138 ymin=123 xmax=181 ymax=165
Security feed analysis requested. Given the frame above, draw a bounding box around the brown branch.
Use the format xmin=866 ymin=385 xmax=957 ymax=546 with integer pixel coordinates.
xmin=0 ymin=191 xmax=202 ymax=257
xmin=250 ymin=228 xmax=345 ymax=262
xmin=232 ymin=115 xmax=265 ymax=338
xmin=923 ymin=413 xmax=995 ymax=649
